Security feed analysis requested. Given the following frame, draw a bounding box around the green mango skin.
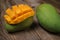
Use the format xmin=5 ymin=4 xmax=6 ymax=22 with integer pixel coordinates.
xmin=36 ymin=4 xmax=60 ymax=33
xmin=4 ymin=17 xmax=33 ymax=32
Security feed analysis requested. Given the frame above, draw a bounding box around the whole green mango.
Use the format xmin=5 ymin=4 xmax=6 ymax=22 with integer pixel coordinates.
xmin=36 ymin=4 xmax=60 ymax=33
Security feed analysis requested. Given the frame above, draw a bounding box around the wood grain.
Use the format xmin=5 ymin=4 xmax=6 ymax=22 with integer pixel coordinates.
xmin=0 ymin=0 xmax=60 ymax=40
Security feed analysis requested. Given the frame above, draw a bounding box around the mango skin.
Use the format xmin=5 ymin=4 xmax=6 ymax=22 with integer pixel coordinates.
xmin=4 ymin=17 xmax=33 ymax=32
xmin=36 ymin=4 xmax=60 ymax=33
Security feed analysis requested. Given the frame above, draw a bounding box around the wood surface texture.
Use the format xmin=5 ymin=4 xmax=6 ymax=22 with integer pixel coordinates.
xmin=0 ymin=0 xmax=60 ymax=40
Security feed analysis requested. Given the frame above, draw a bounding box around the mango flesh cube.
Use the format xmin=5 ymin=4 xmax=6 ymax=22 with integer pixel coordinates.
xmin=4 ymin=15 xmax=12 ymax=23
xmin=12 ymin=5 xmax=21 ymax=15
xmin=6 ymin=8 xmax=16 ymax=19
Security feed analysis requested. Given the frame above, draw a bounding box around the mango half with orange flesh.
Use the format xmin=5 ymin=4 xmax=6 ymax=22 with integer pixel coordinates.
xmin=4 ymin=4 xmax=34 ymax=32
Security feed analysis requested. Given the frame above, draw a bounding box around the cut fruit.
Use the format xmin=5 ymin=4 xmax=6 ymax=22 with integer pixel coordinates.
xmin=3 ymin=4 xmax=34 ymax=32
xmin=4 ymin=4 xmax=34 ymax=24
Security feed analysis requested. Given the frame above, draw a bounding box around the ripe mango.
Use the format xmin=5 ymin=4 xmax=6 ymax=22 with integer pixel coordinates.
xmin=36 ymin=4 xmax=60 ymax=33
xmin=5 ymin=17 xmax=33 ymax=32
xmin=4 ymin=4 xmax=34 ymax=32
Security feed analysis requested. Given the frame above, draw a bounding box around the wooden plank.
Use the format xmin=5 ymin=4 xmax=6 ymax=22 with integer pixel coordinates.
xmin=0 ymin=0 xmax=60 ymax=40
xmin=9 ymin=28 xmax=41 ymax=40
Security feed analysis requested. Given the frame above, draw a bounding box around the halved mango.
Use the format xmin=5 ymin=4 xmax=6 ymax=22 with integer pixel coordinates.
xmin=4 ymin=4 xmax=34 ymax=24
xmin=4 ymin=4 xmax=34 ymax=32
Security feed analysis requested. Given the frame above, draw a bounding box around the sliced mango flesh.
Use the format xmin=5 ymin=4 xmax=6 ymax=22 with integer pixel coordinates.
xmin=4 ymin=15 xmax=12 ymax=23
xmin=6 ymin=8 xmax=16 ymax=19
xmin=12 ymin=5 xmax=22 ymax=15
xmin=4 ymin=4 xmax=34 ymax=24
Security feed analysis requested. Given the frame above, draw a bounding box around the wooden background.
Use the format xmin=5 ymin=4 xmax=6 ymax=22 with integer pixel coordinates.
xmin=0 ymin=0 xmax=60 ymax=40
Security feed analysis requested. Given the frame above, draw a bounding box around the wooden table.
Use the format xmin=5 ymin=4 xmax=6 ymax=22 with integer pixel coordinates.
xmin=0 ymin=0 xmax=60 ymax=40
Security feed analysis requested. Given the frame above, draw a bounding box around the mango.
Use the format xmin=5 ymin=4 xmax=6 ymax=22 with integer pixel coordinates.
xmin=36 ymin=4 xmax=60 ymax=33
xmin=4 ymin=4 xmax=34 ymax=32
xmin=5 ymin=17 xmax=33 ymax=32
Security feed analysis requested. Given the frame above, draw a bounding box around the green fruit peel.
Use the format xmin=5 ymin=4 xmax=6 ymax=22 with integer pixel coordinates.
xmin=36 ymin=4 xmax=60 ymax=33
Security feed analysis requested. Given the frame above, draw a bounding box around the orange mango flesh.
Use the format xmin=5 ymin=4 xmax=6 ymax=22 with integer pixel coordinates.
xmin=4 ymin=4 xmax=34 ymax=24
